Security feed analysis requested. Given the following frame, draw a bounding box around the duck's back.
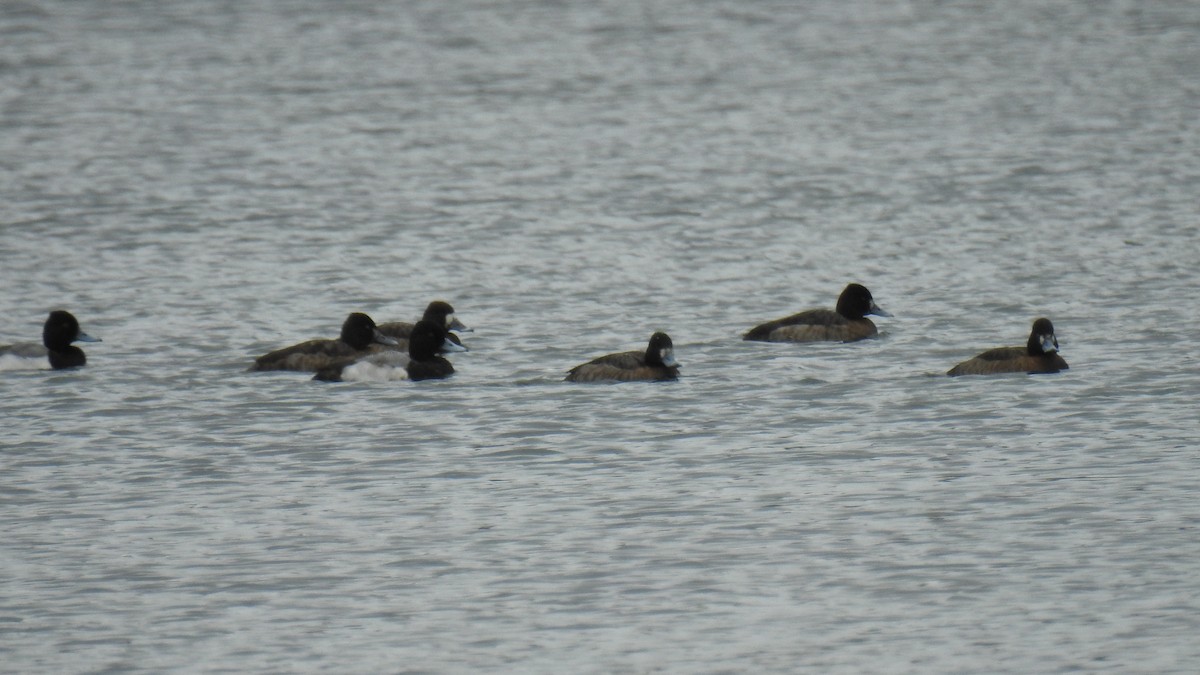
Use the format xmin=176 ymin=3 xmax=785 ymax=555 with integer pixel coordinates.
xmin=745 ymin=309 xmax=876 ymax=343
xmin=252 ymin=339 xmax=360 ymax=372
xmin=0 ymin=342 xmax=51 ymax=370
xmin=376 ymin=322 xmax=414 ymax=340
xmin=0 ymin=342 xmax=48 ymax=358
xmin=566 ymin=350 xmax=676 ymax=382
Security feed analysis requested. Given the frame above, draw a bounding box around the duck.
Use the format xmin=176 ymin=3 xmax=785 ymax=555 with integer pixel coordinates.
xmin=376 ymin=301 xmax=471 ymax=349
xmin=0 ymin=310 xmax=101 ymax=370
xmin=566 ymin=332 xmax=680 ymax=382
xmin=250 ymin=312 xmax=398 ymax=372
xmin=744 ymin=283 xmax=892 ymax=343
xmin=313 ymin=319 xmax=467 ymax=382
xmin=947 ymin=317 xmax=1069 ymax=376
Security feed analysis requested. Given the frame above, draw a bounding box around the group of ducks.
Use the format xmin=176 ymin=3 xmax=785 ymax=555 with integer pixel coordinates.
xmin=250 ymin=301 xmax=470 ymax=382
xmin=2 ymin=284 xmax=1069 ymax=381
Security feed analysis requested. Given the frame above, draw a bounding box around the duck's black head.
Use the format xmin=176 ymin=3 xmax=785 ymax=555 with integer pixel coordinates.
xmin=644 ymin=332 xmax=679 ymax=368
xmin=835 ymin=283 xmax=892 ymax=320
xmin=1027 ymin=318 xmax=1059 ymax=356
xmin=408 ymin=319 xmax=469 ymax=361
xmin=42 ymin=310 xmax=100 ymax=369
xmin=339 ymin=313 xmax=397 ymax=350
xmin=421 ymin=300 xmax=470 ymax=333
xmin=42 ymin=310 xmax=99 ymax=351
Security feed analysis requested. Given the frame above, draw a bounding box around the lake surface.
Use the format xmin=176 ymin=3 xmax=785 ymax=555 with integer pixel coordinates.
xmin=3 ymin=0 xmax=1200 ymax=672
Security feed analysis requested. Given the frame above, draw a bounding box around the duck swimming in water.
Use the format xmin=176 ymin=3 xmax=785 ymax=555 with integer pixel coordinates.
xmin=250 ymin=312 xmax=398 ymax=372
xmin=744 ymin=283 xmax=891 ymax=343
xmin=947 ymin=318 xmax=1069 ymax=376
xmin=566 ymin=332 xmax=680 ymax=383
xmin=0 ymin=310 xmax=101 ymax=370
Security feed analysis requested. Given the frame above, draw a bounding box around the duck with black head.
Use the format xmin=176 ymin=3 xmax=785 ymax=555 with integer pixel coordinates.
xmin=376 ymin=300 xmax=471 ymax=349
xmin=744 ymin=283 xmax=892 ymax=343
xmin=566 ymin=332 xmax=680 ymax=383
xmin=250 ymin=312 xmax=397 ymax=372
xmin=314 ymin=319 xmax=468 ymax=382
xmin=0 ymin=310 xmax=101 ymax=370
xmin=947 ymin=318 xmax=1069 ymax=376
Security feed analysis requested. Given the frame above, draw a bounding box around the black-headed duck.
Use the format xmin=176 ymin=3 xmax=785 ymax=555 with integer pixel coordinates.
xmin=947 ymin=317 xmax=1069 ymax=376
xmin=566 ymin=332 xmax=680 ymax=383
xmin=744 ymin=283 xmax=891 ymax=343
xmin=0 ymin=310 xmax=101 ymax=370
xmin=250 ymin=312 xmax=397 ymax=372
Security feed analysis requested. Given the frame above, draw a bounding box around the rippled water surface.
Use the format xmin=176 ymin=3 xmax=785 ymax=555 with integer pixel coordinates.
xmin=3 ymin=1 xmax=1200 ymax=672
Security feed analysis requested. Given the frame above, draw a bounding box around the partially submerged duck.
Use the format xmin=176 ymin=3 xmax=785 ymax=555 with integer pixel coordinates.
xmin=947 ymin=318 xmax=1069 ymax=376
xmin=250 ymin=312 xmax=397 ymax=372
xmin=566 ymin=332 xmax=680 ymax=383
xmin=744 ymin=283 xmax=891 ymax=343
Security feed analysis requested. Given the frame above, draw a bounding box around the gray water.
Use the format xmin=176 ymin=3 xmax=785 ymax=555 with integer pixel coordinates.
xmin=3 ymin=0 xmax=1200 ymax=672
